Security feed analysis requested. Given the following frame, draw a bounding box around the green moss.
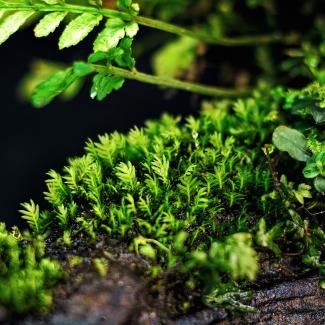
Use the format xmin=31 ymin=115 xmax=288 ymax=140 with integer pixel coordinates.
xmin=0 ymin=223 xmax=62 ymax=314
xmin=17 ymin=93 xmax=282 ymax=309
xmin=2 ymin=92 xmax=324 ymax=315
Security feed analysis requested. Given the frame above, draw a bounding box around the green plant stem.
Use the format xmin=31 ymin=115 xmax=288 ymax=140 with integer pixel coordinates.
xmin=93 ymin=64 xmax=251 ymax=97
xmin=133 ymin=15 xmax=298 ymax=46
xmin=0 ymin=1 xmax=299 ymax=46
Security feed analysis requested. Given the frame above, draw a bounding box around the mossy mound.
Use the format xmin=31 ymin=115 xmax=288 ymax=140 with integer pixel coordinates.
xmin=0 ymin=223 xmax=61 ymax=315
xmin=1 ymin=94 xmax=324 ymax=318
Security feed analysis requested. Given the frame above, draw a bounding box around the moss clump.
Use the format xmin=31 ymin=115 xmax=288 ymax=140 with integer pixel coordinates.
xmin=4 ymin=92 xmax=324 ymax=315
xmin=0 ymin=223 xmax=62 ymax=314
xmin=18 ymin=94 xmax=281 ymax=309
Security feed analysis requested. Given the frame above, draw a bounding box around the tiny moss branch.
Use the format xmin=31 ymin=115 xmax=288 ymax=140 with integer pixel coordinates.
xmin=93 ymin=64 xmax=251 ymax=97
xmin=0 ymin=1 xmax=299 ymax=46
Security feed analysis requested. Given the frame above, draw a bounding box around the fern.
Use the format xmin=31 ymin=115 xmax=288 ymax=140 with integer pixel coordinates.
xmin=0 ymin=0 xmax=283 ymax=108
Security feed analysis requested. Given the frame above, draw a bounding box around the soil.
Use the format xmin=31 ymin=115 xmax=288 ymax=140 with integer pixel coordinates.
xmin=2 ymin=236 xmax=325 ymax=325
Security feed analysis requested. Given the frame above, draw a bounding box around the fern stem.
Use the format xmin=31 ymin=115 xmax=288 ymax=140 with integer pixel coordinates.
xmin=93 ymin=64 xmax=251 ymax=98
xmin=0 ymin=2 xmax=299 ymax=46
xmin=133 ymin=16 xmax=299 ymax=46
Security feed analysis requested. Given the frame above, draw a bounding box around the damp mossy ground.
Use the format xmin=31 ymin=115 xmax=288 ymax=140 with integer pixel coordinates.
xmin=1 ymin=93 xmax=324 ymax=318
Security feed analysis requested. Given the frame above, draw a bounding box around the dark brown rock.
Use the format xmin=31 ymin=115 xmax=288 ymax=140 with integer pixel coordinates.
xmin=176 ymin=277 xmax=325 ymax=325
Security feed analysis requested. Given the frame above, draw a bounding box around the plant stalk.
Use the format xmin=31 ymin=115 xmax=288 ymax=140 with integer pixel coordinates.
xmin=93 ymin=64 xmax=251 ymax=98
xmin=0 ymin=1 xmax=299 ymax=46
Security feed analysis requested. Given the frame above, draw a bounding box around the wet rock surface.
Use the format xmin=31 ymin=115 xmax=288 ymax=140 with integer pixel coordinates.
xmin=177 ymin=276 xmax=325 ymax=325
xmin=2 ymin=240 xmax=325 ymax=325
xmin=16 ymin=273 xmax=325 ymax=325
xmin=46 ymin=266 xmax=144 ymax=325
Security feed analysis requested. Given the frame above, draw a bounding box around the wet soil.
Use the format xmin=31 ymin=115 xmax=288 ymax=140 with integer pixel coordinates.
xmin=2 ymin=237 xmax=325 ymax=325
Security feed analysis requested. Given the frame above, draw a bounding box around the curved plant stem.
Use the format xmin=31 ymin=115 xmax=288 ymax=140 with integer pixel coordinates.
xmin=93 ymin=64 xmax=251 ymax=98
xmin=133 ymin=15 xmax=299 ymax=46
xmin=0 ymin=1 xmax=299 ymax=46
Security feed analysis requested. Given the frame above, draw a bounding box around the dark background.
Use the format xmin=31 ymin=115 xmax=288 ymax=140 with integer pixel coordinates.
xmin=0 ymin=26 xmax=196 ymax=227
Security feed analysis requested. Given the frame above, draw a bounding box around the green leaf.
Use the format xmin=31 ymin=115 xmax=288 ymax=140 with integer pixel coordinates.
xmin=125 ymin=22 xmax=139 ymax=38
xmin=91 ymin=38 xmax=135 ymax=68
xmin=117 ymin=0 xmax=132 ymax=10
xmin=272 ymin=126 xmax=309 ymax=162
xmin=32 ymin=67 xmax=78 ymax=107
xmin=256 ymin=218 xmax=282 ymax=257
xmin=0 ymin=11 xmax=35 ymax=46
xmin=0 ymin=9 xmax=7 ymax=20
xmin=293 ymin=183 xmax=312 ymax=204
xmin=40 ymin=0 xmax=61 ymax=4
xmin=93 ymin=18 xmax=138 ymax=53
xmin=88 ymin=51 xmax=108 ymax=63
xmin=90 ymin=73 xmax=125 ymax=100
xmin=152 ymin=37 xmax=198 ymax=78
xmin=112 ymin=37 xmax=135 ymax=68
xmin=73 ymin=61 xmax=94 ymax=77
xmin=311 ymin=106 xmax=325 ymax=124
xmin=139 ymin=244 xmax=156 ymax=260
xmin=224 ymin=233 xmax=258 ymax=280
xmin=59 ymin=13 xmax=102 ymax=49
xmin=34 ymin=12 xmax=67 ymax=38
xmin=303 ymin=163 xmax=319 ymax=178
xmin=88 ymin=0 xmax=102 ymax=6
xmin=316 ymin=151 xmax=325 ymax=164
xmin=117 ymin=0 xmax=139 ymax=14
xmin=93 ymin=18 xmax=126 ymax=52
xmin=314 ymin=176 xmax=325 ymax=192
